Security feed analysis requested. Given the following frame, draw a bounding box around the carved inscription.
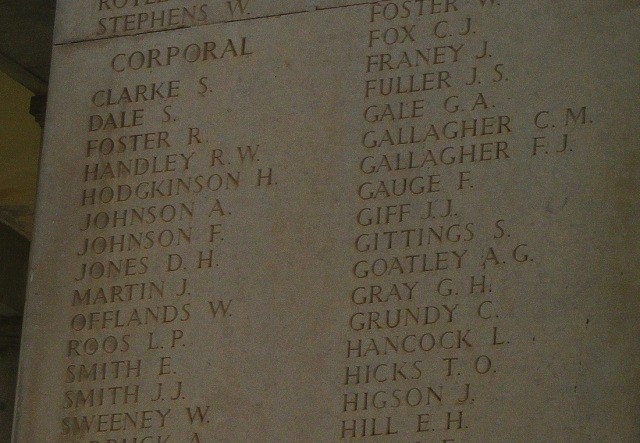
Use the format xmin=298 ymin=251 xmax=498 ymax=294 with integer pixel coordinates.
xmin=24 ymin=0 xmax=607 ymax=441
xmin=341 ymin=0 xmax=595 ymax=441
xmin=61 ymin=3 xmax=279 ymax=440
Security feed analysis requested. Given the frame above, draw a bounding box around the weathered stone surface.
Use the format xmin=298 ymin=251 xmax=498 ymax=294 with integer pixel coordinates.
xmin=14 ymin=1 xmax=640 ymax=441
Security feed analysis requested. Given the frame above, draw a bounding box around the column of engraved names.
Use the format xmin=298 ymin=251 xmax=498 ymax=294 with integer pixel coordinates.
xmin=60 ymin=4 xmax=258 ymax=440
xmin=341 ymin=1 xmax=528 ymax=440
xmin=65 ymin=8 xmax=200 ymax=441
xmin=65 ymin=59 xmax=204 ymax=441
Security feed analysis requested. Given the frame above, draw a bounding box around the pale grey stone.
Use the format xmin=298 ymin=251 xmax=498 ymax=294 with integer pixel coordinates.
xmin=14 ymin=1 xmax=640 ymax=441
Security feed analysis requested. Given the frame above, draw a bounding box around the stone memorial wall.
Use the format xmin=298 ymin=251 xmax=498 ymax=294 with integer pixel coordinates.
xmin=13 ymin=1 xmax=640 ymax=441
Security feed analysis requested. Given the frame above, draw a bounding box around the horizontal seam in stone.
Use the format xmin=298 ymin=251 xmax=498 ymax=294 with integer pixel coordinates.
xmin=53 ymin=0 xmax=378 ymax=47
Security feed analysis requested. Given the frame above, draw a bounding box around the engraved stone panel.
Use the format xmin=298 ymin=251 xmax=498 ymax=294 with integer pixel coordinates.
xmin=14 ymin=1 xmax=640 ymax=442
